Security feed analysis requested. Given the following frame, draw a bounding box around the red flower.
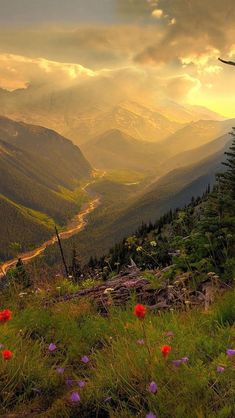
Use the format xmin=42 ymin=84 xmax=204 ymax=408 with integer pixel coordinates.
xmin=2 ymin=350 xmax=13 ymax=360
xmin=0 ymin=309 xmax=12 ymax=323
xmin=161 ymin=345 xmax=172 ymax=358
xmin=134 ymin=304 xmax=146 ymax=319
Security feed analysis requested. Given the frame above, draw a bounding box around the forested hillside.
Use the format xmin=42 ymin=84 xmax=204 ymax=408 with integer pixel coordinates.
xmin=41 ymin=132 xmax=232 ymax=268
xmin=89 ymin=129 xmax=235 ymax=283
xmin=0 ymin=116 xmax=91 ymax=260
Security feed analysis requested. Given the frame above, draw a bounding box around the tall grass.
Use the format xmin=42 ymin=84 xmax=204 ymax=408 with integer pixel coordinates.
xmin=0 ymin=285 xmax=235 ymax=417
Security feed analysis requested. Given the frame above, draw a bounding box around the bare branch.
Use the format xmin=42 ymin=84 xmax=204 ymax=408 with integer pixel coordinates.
xmin=218 ymin=57 xmax=235 ymax=66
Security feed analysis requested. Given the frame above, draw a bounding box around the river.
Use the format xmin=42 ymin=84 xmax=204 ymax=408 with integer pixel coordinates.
xmin=0 ymin=172 xmax=104 ymax=278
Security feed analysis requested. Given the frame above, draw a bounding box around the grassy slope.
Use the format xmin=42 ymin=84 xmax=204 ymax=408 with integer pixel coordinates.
xmin=0 ymin=195 xmax=54 ymax=260
xmin=0 ymin=282 xmax=235 ymax=417
xmin=0 ymin=116 xmax=92 ymax=261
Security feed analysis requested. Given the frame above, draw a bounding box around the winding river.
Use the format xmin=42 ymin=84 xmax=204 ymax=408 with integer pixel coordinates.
xmin=0 ymin=173 xmax=103 ymax=278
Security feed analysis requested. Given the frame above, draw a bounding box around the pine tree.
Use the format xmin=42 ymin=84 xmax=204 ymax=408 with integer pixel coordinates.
xmin=14 ymin=258 xmax=31 ymax=288
xmin=218 ymin=127 xmax=235 ymax=202
xmin=69 ymin=248 xmax=82 ymax=282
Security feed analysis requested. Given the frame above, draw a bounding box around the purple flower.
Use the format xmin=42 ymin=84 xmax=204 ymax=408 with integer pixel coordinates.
xmin=146 ymin=413 xmax=157 ymax=418
xmin=165 ymin=331 xmax=174 ymax=337
xmin=65 ymin=378 xmax=74 ymax=386
xmin=172 ymin=359 xmax=182 ymax=367
xmin=70 ymin=392 xmax=80 ymax=403
xmin=181 ymin=357 xmax=189 ymax=363
xmin=81 ymin=355 xmax=89 ymax=364
xmin=78 ymin=380 xmax=86 ymax=388
xmin=56 ymin=367 xmax=65 ymax=374
xmin=217 ymin=366 xmax=225 ymax=373
xmin=48 ymin=343 xmax=56 ymax=352
xmin=137 ymin=339 xmax=145 ymax=345
xmin=226 ymin=349 xmax=235 ymax=357
xmin=148 ymin=381 xmax=158 ymax=394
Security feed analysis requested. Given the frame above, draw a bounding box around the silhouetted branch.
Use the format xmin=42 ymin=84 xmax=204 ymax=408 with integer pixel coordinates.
xmin=218 ymin=57 xmax=235 ymax=66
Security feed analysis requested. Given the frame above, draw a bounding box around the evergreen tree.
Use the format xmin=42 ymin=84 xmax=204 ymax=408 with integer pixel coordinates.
xmin=218 ymin=128 xmax=235 ymax=202
xmin=69 ymin=248 xmax=82 ymax=282
xmin=14 ymin=258 xmax=31 ymax=288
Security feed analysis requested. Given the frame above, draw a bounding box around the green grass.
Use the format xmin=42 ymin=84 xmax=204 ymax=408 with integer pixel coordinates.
xmin=0 ymin=282 xmax=235 ymax=417
xmin=103 ymin=170 xmax=148 ymax=185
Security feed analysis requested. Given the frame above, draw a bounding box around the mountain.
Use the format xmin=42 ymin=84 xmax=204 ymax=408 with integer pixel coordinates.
xmin=161 ymin=118 xmax=235 ymax=156
xmin=0 ymin=116 xmax=91 ymax=260
xmin=156 ymin=100 xmax=225 ymax=124
xmin=0 ymin=116 xmax=91 ymax=186
xmin=104 ymin=102 xmax=182 ymax=142
xmin=0 ymin=87 xmax=182 ymax=144
xmin=108 ymin=145 xmax=231 ymax=240
xmin=159 ymin=132 xmax=231 ymax=174
xmin=42 ymin=138 xmax=232 ymax=267
xmin=81 ymin=129 xmax=167 ymax=171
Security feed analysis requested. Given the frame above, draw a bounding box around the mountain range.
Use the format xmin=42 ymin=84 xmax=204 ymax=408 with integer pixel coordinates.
xmin=80 ymin=129 xmax=167 ymax=172
xmin=0 ymin=85 xmax=225 ymax=146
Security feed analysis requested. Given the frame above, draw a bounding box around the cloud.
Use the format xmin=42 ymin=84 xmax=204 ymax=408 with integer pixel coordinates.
xmin=0 ymin=26 xmax=159 ymax=70
xmin=152 ymin=9 xmax=163 ymax=19
xmin=0 ymin=53 xmax=96 ymax=90
xmin=164 ymin=74 xmax=201 ymax=100
xmin=135 ymin=0 xmax=235 ymax=69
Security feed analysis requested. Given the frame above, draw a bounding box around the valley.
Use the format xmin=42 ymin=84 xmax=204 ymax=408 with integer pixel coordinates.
xmin=0 ymin=171 xmax=104 ymax=278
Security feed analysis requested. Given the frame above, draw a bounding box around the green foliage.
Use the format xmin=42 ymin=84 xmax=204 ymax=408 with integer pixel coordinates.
xmin=0 ymin=286 xmax=235 ymax=417
xmin=0 ymin=116 xmax=91 ymax=261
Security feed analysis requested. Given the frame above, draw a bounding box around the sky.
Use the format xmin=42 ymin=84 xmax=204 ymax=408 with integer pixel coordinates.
xmin=0 ymin=0 xmax=234 ymax=117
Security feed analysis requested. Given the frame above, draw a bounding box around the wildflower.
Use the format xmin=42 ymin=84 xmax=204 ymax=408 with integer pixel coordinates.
xmin=78 ymin=380 xmax=86 ymax=388
xmin=226 ymin=349 xmax=235 ymax=357
xmin=134 ymin=304 xmax=146 ymax=319
xmin=104 ymin=288 xmax=114 ymax=295
xmin=136 ymin=246 xmax=143 ymax=252
xmin=161 ymin=345 xmax=171 ymax=358
xmin=150 ymin=241 xmax=157 ymax=247
xmin=181 ymin=357 xmax=189 ymax=363
xmin=165 ymin=331 xmax=174 ymax=337
xmin=217 ymin=366 xmax=225 ymax=373
xmin=48 ymin=343 xmax=57 ymax=352
xmin=172 ymin=359 xmax=182 ymax=367
xmin=2 ymin=350 xmax=13 ymax=360
xmin=70 ymin=392 xmax=80 ymax=403
xmin=81 ymin=355 xmax=89 ymax=364
xmin=65 ymin=378 xmax=74 ymax=386
xmin=137 ymin=339 xmax=145 ymax=345
xmin=148 ymin=381 xmax=158 ymax=394
xmin=56 ymin=367 xmax=65 ymax=374
xmin=0 ymin=309 xmax=12 ymax=322
xmin=146 ymin=413 xmax=157 ymax=418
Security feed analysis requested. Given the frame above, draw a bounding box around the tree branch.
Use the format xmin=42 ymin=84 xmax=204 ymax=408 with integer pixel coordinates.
xmin=218 ymin=57 xmax=235 ymax=66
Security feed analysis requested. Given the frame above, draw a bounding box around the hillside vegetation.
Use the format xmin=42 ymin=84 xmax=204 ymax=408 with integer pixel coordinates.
xmin=0 ymin=116 xmax=91 ymax=260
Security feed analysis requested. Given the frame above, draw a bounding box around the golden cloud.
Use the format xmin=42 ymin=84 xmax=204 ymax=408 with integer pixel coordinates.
xmin=0 ymin=53 xmax=96 ymax=90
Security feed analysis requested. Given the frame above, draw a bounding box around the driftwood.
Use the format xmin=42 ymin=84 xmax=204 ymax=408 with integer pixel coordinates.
xmin=45 ymin=266 xmax=225 ymax=313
